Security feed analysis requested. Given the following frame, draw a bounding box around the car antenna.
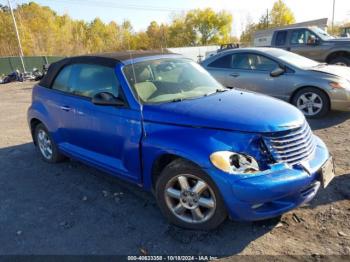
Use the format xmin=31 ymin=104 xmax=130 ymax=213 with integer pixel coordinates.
xmin=127 ymin=38 xmax=147 ymax=138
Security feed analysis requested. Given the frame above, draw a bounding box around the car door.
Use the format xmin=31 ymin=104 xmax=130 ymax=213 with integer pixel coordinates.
xmin=228 ymin=53 xmax=286 ymax=98
xmin=204 ymin=54 xmax=234 ymax=87
xmin=288 ymin=29 xmax=324 ymax=61
xmin=59 ymin=63 xmax=143 ymax=183
xmin=274 ymin=30 xmax=289 ymax=50
xmin=50 ymin=64 xmax=75 ymax=144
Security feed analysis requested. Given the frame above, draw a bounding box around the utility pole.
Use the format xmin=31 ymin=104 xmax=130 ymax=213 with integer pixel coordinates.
xmin=266 ymin=9 xmax=269 ymax=29
xmin=332 ymin=0 xmax=336 ymax=32
xmin=7 ymin=0 xmax=26 ymax=73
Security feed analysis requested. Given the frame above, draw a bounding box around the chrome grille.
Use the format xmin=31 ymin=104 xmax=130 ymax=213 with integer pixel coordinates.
xmin=263 ymin=122 xmax=316 ymax=166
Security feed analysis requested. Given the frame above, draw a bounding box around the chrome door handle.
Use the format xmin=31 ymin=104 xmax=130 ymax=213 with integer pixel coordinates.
xmin=230 ymin=73 xmax=240 ymax=77
xmin=60 ymin=106 xmax=71 ymax=111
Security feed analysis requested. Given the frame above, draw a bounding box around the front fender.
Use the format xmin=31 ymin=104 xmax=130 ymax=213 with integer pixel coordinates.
xmin=141 ymin=121 xmax=262 ymax=190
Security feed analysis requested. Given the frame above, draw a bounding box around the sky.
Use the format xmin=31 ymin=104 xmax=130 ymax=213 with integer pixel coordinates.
xmin=2 ymin=0 xmax=350 ymax=37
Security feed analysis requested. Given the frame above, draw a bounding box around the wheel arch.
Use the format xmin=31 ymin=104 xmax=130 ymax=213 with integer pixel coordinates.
xmin=289 ymin=85 xmax=331 ymax=110
xmin=30 ymin=118 xmax=43 ymax=144
xmin=150 ymin=153 xmax=201 ymax=191
xmin=326 ymin=50 xmax=350 ymax=64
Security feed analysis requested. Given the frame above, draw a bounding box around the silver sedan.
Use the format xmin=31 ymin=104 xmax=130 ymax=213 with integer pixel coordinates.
xmin=201 ymin=47 xmax=350 ymax=118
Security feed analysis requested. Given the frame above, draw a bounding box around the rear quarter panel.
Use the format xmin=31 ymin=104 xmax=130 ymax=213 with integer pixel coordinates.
xmin=27 ymin=85 xmax=66 ymax=144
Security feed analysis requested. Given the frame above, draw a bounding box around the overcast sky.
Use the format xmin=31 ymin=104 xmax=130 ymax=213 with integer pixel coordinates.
xmin=3 ymin=0 xmax=350 ymax=36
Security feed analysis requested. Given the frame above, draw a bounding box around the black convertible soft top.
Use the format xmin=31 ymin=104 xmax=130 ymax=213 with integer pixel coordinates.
xmin=40 ymin=50 xmax=172 ymax=88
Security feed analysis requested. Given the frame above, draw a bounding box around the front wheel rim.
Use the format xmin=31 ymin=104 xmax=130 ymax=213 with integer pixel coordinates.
xmin=164 ymin=174 xmax=216 ymax=224
xmin=37 ymin=129 xmax=53 ymax=160
xmin=296 ymin=92 xmax=323 ymax=116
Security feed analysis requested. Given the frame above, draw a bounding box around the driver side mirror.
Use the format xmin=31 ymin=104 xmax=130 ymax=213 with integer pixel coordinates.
xmin=92 ymin=92 xmax=125 ymax=106
xmin=270 ymin=66 xmax=285 ymax=77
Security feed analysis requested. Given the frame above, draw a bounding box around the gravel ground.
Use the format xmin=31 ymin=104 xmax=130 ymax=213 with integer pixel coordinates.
xmin=0 ymin=81 xmax=349 ymax=257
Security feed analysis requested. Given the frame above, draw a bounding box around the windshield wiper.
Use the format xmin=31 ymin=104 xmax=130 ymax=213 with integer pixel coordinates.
xmin=313 ymin=63 xmax=327 ymax=68
xmin=204 ymin=88 xmax=228 ymax=96
xmin=216 ymin=88 xmax=228 ymax=93
xmin=170 ymin=98 xmax=184 ymax=102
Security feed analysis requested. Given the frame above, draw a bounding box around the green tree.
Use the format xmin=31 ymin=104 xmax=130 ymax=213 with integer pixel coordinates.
xmin=168 ymin=14 xmax=197 ymax=47
xmin=185 ymin=8 xmax=232 ymax=45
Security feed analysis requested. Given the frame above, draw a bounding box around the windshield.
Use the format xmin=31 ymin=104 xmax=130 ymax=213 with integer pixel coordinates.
xmin=123 ymin=58 xmax=225 ymax=104
xmin=312 ymin=27 xmax=335 ymax=40
xmin=268 ymin=48 xmax=320 ymax=68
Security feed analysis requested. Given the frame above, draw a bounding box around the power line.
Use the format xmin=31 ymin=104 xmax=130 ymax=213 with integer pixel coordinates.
xmin=45 ymin=0 xmax=188 ymax=12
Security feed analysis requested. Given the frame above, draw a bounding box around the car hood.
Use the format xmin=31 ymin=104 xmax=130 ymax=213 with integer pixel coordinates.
xmin=309 ymin=65 xmax=350 ymax=82
xmin=143 ymin=90 xmax=305 ymax=133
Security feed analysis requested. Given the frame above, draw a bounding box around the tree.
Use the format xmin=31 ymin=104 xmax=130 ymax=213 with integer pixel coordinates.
xmin=240 ymin=0 xmax=295 ymax=46
xmin=240 ymin=18 xmax=256 ymax=46
xmin=146 ymin=21 xmax=169 ymax=49
xmin=168 ymin=13 xmax=197 ymax=47
xmin=0 ymin=3 xmax=235 ymax=56
xmin=0 ymin=5 xmax=18 ymax=56
xmin=270 ymin=0 xmax=295 ymax=27
xmin=185 ymin=8 xmax=232 ymax=45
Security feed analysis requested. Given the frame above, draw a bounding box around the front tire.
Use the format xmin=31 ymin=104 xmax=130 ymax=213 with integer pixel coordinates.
xmin=292 ymin=87 xmax=330 ymax=118
xmin=156 ymin=159 xmax=227 ymax=230
xmin=34 ymin=123 xmax=65 ymax=163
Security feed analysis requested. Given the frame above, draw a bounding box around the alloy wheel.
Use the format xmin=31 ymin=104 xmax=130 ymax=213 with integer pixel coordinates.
xmin=164 ymin=174 xmax=216 ymax=224
xmin=296 ymin=92 xmax=323 ymax=116
xmin=37 ymin=129 xmax=53 ymax=160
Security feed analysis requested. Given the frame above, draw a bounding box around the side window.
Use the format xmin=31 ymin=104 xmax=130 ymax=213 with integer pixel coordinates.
xmin=305 ymin=30 xmax=319 ymax=44
xmin=252 ymin=55 xmax=278 ymax=71
xmin=275 ymin=31 xmax=287 ymax=46
xmin=52 ymin=65 xmax=73 ymax=92
xmin=231 ymin=53 xmax=252 ymax=70
xmin=232 ymin=53 xmax=278 ymax=71
xmin=207 ymin=55 xmax=232 ymax=68
xmin=69 ymin=64 xmax=120 ymax=98
xmin=290 ymin=30 xmax=306 ymax=45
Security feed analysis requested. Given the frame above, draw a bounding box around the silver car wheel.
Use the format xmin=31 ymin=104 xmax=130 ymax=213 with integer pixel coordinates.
xmin=37 ymin=129 xmax=53 ymax=160
xmin=296 ymin=92 xmax=323 ymax=116
xmin=164 ymin=174 xmax=216 ymax=224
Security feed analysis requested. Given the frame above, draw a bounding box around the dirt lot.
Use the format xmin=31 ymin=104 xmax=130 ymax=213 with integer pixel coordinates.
xmin=0 ymin=81 xmax=349 ymax=257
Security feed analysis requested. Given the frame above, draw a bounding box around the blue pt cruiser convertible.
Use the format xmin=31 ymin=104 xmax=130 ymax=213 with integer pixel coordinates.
xmin=27 ymin=51 xmax=334 ymax=229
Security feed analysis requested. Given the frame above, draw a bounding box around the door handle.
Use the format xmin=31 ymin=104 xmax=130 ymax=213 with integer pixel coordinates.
xmin=230 ymin=73 xmax=240 ymax=77
xmin=60 ymin=106 xmax=71 ymax=112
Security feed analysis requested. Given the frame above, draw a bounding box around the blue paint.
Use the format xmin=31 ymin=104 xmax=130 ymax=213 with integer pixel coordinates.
xmin=27 ymin=55 xmax=330 ymax=221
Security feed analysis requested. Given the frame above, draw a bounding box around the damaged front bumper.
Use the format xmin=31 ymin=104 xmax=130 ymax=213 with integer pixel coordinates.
xmin=205 ymin=136 xmax=330 ymax=221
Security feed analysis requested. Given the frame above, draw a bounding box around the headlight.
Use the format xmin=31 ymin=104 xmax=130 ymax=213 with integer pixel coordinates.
xmin=329 ymin=80 xmax=350 ymax=90
xmin=210 ymin=151 xmax=259 ymax=174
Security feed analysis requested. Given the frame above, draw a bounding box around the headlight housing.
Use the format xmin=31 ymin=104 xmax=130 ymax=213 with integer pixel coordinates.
xmin=210 ymin=151 xmax=259 ymax=174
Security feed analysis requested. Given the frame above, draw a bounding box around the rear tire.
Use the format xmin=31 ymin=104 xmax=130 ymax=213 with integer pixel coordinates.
xmin=292 ymin=87 xmax=330 ymax=118
xmin=156 ymin=159 xmax=227 ymax=230
xmin=329 ymin=56 xmax=350 ymax=66
xmin=34 ymin=123 xmax=65 ymax=163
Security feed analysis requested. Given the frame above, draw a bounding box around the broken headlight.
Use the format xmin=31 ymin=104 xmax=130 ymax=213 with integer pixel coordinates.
xmin=210 ymin=151 xmax=260 ymax=174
